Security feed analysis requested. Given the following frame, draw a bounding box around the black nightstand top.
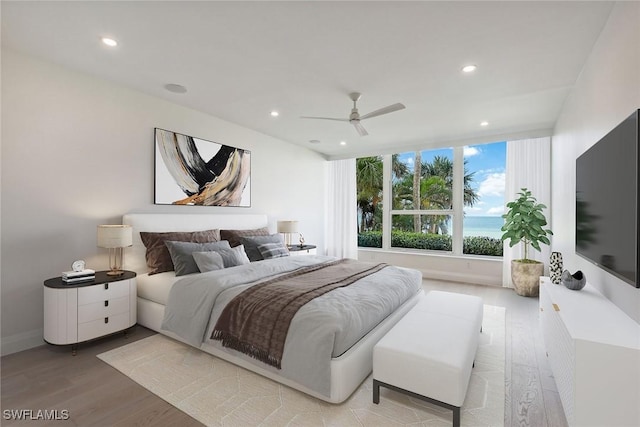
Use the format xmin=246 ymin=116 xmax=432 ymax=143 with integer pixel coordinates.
xmin=287 ymin=244 xmax=317 ymax=252
xmin=44 ymin=270 xmax=137 ymax=289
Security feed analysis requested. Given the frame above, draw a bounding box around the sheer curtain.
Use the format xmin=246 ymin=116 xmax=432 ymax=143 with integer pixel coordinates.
xmin=503 ymin=136 xmax=551 ymax=287
xmin=325 ymin=158 xmax=358 ymax=259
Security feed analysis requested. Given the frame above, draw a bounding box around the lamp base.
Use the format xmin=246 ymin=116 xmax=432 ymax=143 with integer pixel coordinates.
xmin=107 ymin=269 xmax=124 ymax=276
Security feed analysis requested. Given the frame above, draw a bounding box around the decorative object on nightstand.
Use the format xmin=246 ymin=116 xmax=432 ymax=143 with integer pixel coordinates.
xmin=561 ymin=269 xmax=587 ymax=290
xmin=44 ymin=270 xmax=137 ymax=355
xmin=287 ymin=244 xmax=317 ymax=256
xmin=298 ymin=233 xmax=305 ymax=247
xmin=97 ymin=225 xmax=133 ymax=276
xmin=549 ymin=251 xmax=563 ymax=284
xmin=61 ymin=259 xmax=95 ymax=283
xmin=277 ymin=220 xmax=299 ymax=246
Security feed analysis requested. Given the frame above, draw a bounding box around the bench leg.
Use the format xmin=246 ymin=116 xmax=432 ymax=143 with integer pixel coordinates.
xmin=373 ymin=379 xmax=380 ymax=404
xmin=453 ymin=406 xmax=460 ymax=427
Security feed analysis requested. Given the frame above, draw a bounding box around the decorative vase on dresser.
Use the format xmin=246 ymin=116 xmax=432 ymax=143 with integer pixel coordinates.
xmin=549 ymin=251 xmax=563 ymax=284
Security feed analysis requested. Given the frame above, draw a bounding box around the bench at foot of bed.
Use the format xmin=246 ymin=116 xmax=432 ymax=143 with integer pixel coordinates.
xmin=372 ymin=290 xmax=483 ymax=427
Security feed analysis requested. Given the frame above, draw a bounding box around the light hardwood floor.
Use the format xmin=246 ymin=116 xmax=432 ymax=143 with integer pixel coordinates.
xmin=1 ymin=279 xmax=568 ymax=427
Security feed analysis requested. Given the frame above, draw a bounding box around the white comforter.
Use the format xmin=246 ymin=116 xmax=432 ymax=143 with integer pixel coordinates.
xmin=161 ymin=255 xmax=422 ymax=397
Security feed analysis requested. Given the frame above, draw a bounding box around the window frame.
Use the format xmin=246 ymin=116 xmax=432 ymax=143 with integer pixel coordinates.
xmin=379 ymin=146 xmax=477 ymax=256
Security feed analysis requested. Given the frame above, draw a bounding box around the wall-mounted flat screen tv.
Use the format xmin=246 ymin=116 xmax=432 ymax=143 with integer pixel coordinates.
xmin=576 ymin=109 xmax=639 ymax=288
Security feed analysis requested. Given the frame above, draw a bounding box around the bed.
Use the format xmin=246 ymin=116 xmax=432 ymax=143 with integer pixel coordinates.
xmin=123 ymin=213 xmax=422 ymax=403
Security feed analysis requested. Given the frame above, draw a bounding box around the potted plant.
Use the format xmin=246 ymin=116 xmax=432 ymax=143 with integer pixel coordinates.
xmin=501 ymin=188 xmax=553 ymax=296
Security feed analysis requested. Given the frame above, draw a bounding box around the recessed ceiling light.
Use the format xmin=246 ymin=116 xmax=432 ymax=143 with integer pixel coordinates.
xmin=101 ymin=37 xmax=118 ymax=47
xmin=270 ymin=111 xmax=279 ymax=117
xmin=462 ymin=64 xmax=477 ymax=73
xmin=164 ymin=83 xmax=187 ymax=94
xmin=309 ymin=139 xmax=321 ymax=144
xmin=340 ymin=141 xmax=347 ymax=146
xmin=480 ymin=121 xmax=489 ymax=127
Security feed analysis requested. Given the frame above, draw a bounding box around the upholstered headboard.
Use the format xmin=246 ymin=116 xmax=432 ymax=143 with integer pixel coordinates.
xmin=122 ymin=213 xmax=268 ymax=274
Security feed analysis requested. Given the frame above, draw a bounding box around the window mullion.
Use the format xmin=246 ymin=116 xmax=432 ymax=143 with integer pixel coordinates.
xmin=382 ymin=154 xmax=392 ymax=250
xmin=452 ymin=147 xmax=464 ymax=254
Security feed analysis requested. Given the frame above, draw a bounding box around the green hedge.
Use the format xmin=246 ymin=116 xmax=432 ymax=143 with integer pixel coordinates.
xmin=462 ymin=236 xmax=504 ymax=256
xmin=358 ymin=231 xmax=503 ymax=256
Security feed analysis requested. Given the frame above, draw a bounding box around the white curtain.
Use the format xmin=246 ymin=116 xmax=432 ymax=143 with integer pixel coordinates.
xmin=503 ymin=137 xmax=551 ymax=287
xmin=325 ymin=158 xmax=358 ymax=259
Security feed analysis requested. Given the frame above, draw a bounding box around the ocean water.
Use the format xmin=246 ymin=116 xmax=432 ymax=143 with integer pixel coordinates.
xmin=463 ymin=216 xmax=504 ymax=239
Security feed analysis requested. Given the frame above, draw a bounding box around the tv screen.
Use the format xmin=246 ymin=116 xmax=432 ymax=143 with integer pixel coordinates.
xmin=576 ymin=109 xmax=639 ymax=288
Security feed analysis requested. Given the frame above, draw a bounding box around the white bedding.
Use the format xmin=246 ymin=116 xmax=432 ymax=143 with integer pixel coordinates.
xmin=136 ymin=272 xmax=181 ymax=306
xmin=123 ymin=212 xmax=423 ymax=403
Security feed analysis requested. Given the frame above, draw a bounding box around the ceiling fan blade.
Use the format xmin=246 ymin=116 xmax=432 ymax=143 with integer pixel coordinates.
xmin=353 ymin=121 xmax=369 ymax=136
xmin=360 ymin=103 xmax=406 ymax=120
xmin=300 ymin=116 xmax=349 ymax=122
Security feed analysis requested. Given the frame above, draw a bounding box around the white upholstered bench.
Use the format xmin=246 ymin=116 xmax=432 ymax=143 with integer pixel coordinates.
xmin=373 ymin=291 xmax=483 ymax=427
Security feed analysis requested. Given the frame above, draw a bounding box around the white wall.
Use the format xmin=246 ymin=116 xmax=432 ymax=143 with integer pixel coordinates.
xmin=552 ymin=2 xmax=640 ymax=322
xmin=358 ymin=249 xmax=502 ymax=286
xmin=1 ymin=49 xmax=326 ymax=354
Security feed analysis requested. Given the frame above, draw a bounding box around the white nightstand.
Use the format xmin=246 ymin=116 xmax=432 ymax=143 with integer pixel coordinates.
xmin=44 ymin=271 xmax=137 ymax=354
xmin=287 ymin=244 xmax=317 ymax=256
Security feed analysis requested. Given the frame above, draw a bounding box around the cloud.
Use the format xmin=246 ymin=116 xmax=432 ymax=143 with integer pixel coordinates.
xmin=464 ymin=146 xmax=481 ymax=157
xmin=487 ymin=206 xmax=505 ymax=215
xmin=478 ymin=172 xmax=505 ymax=197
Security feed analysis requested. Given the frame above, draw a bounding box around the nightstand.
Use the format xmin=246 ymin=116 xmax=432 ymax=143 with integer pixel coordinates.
xmin=44 ymin=271 xmax=137 ymax=354
xmin=287 ymin=244 xmax=317 ymax=256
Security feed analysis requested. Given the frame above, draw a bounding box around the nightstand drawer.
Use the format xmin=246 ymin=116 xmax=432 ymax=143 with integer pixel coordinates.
xmin=78 ymin=312 xmax=131 ymax=342
xmin=78 ymin=279 xmax=131 ymax=305
xmin=77 ymin=296 xmax=129 ymax=323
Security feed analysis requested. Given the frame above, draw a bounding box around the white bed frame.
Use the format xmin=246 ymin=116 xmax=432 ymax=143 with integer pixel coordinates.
xmin=122 ymin=212 xmax=420 ymax=403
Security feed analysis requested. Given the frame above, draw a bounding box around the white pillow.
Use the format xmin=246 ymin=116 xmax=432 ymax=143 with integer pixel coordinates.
xmin=192 ymin=251 xmax=225 ymax=273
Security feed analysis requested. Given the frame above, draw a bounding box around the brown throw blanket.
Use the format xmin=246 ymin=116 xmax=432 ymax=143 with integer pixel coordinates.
xmin=211 ymin=259 xmax=388 ymax=369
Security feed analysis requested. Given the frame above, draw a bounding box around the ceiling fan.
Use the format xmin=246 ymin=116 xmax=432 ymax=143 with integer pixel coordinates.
xmin=301 ymin=92 xmax=405 ymax=136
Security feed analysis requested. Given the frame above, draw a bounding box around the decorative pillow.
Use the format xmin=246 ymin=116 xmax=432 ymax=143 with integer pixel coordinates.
xmin=140 ymin=229 xmax=221 ymax=275
xmin=220 ymin=227 xmax=269 ymax=248
xmin=164 ymin=240 xmax=231 ymax=276
xmin=257 ymin=242 xmax=290 ymax=259
xmin=215 ymin=245 xmax=251 ymax=268
xmin=240 ymin=234 xmax=285 ymax=262
xmin=192 ymin=251 xmax=225 ymax=273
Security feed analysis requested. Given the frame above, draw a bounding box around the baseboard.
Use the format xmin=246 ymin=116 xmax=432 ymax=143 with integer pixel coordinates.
xmin=1 ymin=328 xmax=45 ymax=356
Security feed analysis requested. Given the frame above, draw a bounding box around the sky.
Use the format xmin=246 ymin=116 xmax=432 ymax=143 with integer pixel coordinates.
xmin=396 ymin=141 xmax=506 ymax=216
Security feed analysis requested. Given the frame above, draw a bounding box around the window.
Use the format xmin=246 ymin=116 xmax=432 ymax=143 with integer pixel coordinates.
xmin=357 ymin=141 xmax=505 ymax=257
xmin=356 ymin=156 xmax=383 ymax=248
xmin=391 ymin=149 xmax=454 ymax=252
xmin=462 ymin=142 xmax=505 ymax=256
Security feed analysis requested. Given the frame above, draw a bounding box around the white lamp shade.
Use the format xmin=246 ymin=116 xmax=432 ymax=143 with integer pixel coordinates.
xmin=277 ymin=220 xmax=299 ymax=233
xmin=97 ymin=225 xmax=133 ymax=248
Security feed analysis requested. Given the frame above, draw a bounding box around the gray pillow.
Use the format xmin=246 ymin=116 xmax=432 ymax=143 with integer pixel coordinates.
xmin=165 ymin=240 xmax=231 ymax=276
xmin=240 ymin=234 xmax=285 ymax=261
xmin=192 ymin=251 xmax=225 ymax=273
xmin=257 ymin=242 xmax=290 ymax=259
xmin=216 ymin=245 xmax=251 ymax=267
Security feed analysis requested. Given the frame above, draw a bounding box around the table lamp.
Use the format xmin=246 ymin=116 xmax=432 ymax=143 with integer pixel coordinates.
xmin=97 ymin=225 xmax=133 ymax=276
xmin=277 ymin=220 xmax=299 ymax=247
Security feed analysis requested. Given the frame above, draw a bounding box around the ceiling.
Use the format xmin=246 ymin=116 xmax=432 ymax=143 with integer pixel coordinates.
xmin=1 ymin=1 xmax=614 ymax=159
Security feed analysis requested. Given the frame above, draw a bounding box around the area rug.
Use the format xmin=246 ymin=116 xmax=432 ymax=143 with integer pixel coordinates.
xmin=97 ymin=305 xmax=505 ymax=426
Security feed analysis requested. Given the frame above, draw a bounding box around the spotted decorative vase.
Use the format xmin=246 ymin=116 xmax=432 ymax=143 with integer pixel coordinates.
xmin=549 ymin=251 xmax=563 ymax=284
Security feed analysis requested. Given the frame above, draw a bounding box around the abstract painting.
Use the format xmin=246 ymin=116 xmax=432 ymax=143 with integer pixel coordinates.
xmin=154 ymin=128 xmax=251 ymax=206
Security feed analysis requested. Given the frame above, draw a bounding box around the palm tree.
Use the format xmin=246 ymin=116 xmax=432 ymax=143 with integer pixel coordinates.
xmin=356 ymin=156 xmax=383 ymax=232
xmin=413 ymin=151 xmax=422 ymax=233
xmin=422 ymin=155 xmax=479 ymax=208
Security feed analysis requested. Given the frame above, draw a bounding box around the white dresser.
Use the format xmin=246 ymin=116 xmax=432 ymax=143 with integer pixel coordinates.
xmin=44 ymin=271 xmax=137 ymax=353
xmin=539 ymin=277 xmax=640 ymax=426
